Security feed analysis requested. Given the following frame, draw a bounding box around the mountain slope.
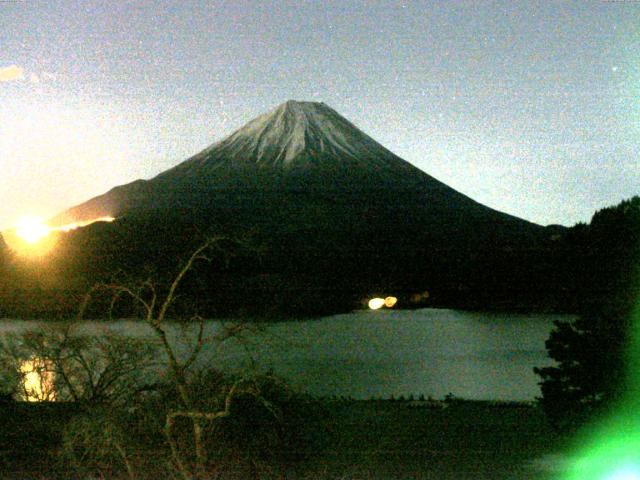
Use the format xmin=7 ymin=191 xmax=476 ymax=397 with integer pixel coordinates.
xmin=54 ymin=101 xmax=534 ymax=229
xmin=46 ymin=100 xmax=556 ymax=315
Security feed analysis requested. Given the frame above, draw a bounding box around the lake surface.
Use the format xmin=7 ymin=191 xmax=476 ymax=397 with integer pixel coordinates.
xmin=0 ymin=308 xmax=572 ymax=401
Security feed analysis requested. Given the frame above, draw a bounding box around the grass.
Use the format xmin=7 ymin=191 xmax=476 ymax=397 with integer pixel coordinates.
xmin=301 ymin=400 xmax=563 ymax=480
xmin=0 ymin=399 xmax=567 ymax=479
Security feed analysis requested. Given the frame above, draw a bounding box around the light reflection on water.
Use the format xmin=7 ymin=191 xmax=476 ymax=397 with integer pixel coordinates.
xmin=1 ymin=309 xmax=572 ymax=401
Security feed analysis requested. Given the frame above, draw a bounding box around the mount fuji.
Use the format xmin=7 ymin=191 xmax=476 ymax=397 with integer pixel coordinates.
xmin=49 ymin=100 xmax=555 ymax=315
xmin=55 ymin=100 xmax=533 ymax=227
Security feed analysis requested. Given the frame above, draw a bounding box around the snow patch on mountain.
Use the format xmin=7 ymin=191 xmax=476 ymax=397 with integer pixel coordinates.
xmin=191 ymin=100 xmax=404 ymax=169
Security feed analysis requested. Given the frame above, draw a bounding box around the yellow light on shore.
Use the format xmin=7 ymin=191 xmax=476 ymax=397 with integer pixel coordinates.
xmin=368 ymin=298 xmax=386 ymax=310
xmin=384 ymin=296 xmax=398 ymax=308
xmin=368 ymin=296 xmax=398 ymax=310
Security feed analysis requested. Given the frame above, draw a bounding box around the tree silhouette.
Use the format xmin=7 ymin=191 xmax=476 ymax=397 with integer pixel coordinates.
xmin=535 ymin=197 xmax=640 ymax=429
xmin=79 ymin=237 xmax=284 ymax=480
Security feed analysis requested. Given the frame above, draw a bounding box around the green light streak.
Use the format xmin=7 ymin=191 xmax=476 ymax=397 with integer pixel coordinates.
xmin=563 ymin=301 xmax=640 ymax=480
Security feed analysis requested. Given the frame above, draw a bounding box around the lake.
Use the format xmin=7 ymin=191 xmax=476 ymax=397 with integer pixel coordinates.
xmin=0 ymin=308 xmax=571 ymax=401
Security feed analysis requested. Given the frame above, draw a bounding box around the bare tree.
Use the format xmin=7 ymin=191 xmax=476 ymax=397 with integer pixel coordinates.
xmin=78 ymin=237 xmax=277 ymax=480
xmin=0 ymin=322 xmax=157 ymax=404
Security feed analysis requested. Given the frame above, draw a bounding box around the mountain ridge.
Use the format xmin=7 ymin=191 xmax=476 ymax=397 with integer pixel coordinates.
xmin=23 ymin=100 xmax=573 ymax=316
xmin=173 ymin=100 xmax=410 ymax=169
xmin=54 ymin=100 xmax=538 ymax=230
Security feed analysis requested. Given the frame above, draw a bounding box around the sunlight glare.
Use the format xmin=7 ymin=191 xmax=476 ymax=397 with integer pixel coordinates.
xmin=15 ymin=216 xmax=50 ymax=244
xmin=55 ymin=216 xmax=115 ymax=232
xmin=5 ymin=215 xmax=116 ymax=256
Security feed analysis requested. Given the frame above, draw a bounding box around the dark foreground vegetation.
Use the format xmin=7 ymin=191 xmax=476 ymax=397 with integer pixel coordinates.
xmin=0 ymin=398 xmax=563 ymax=480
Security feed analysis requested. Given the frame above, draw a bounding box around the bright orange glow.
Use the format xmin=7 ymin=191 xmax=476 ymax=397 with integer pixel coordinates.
xmin=19 ymin=357 xmax=56 ymax=402
xmin=4 ymin=216 xmax=116 ymax=256
xmin=384 ymin=296 xmax=398 ymax=308
xmin=368 ymin=298 xmax=386 ymax=310
xmin=15 ymin=216 xmax=49 ymax=244
xmin=368 ymin=296 xmax=398 ymax=310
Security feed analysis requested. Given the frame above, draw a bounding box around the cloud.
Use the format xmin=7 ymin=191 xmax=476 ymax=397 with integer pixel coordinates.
xmin=29 ymin=73 xmax=40 ymax=84
xmin=0 ymin=65 xmax=25 ymax=82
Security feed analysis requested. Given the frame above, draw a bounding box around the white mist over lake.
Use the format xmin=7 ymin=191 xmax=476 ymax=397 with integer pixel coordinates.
xmin=0 ymin=309 xmax=570 ymax=401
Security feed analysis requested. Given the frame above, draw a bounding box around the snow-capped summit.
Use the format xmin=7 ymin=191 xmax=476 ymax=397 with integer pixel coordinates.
xmin=159 ymin=100 xmax=425 ymax=179
xmin=203 ymin=100 xmax=396 ymax=167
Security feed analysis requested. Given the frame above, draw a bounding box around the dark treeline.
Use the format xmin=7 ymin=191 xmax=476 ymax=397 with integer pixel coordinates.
xmin=0 ymin=196 xmax=637 ymax=319
xmin=535 ymin=196 xmax=640 ymax=429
